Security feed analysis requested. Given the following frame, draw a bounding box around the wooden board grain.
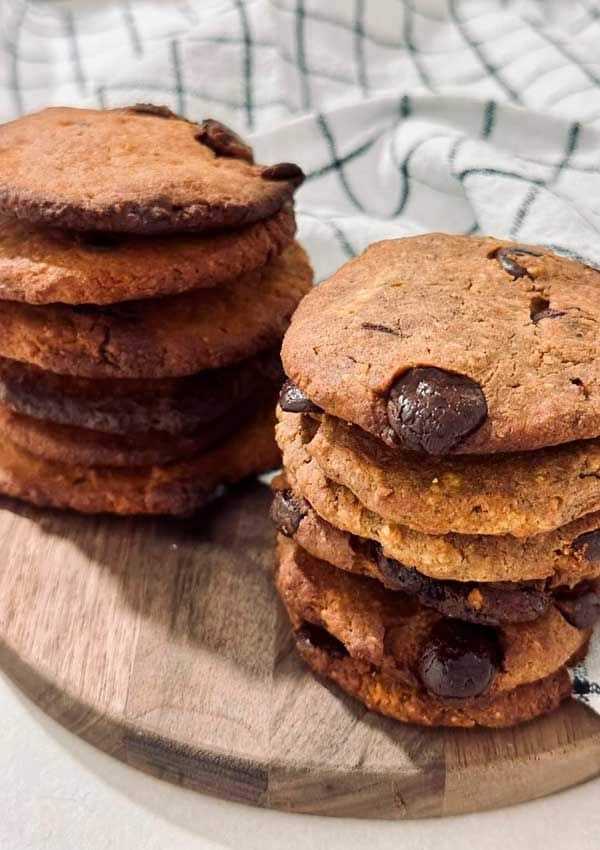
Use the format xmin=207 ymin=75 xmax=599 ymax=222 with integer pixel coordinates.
xmin=1 ymin=481 xmax=600 ymax=818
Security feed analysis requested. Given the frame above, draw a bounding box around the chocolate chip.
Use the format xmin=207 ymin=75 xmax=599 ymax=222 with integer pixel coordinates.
xmin=128 ymin=103 xmax=178 ymax=119
xmin=555 ymin=581 xmax=600 ymax=629
xmin=572 ymin=530 xmax=600 ymax=564
xmin=530 ymin=296 xmax=565 ymax=323
xmin=418 ymin=619 xmax=502 ymax=699
xmin=376 ymin=547 xmax=549 ymax=625
xmin=296 ymin=622 xmax=348 ymax=658
xmin=195 ymin=119 xmax=253 ymax=163
xmin=387 ymin=367 xmax=487 ymax=455
xmin=495 ymin=246 xmax=542 ymax=279
xmin=262 ymin=162 xmax=305 ymax=185
xmin=361 ymin=322 xmax=400 ymax=336
xmin=279 ymin=380 xmax=322 ymax=414
xmin=270 ymin=489 xmax=308 ymax=536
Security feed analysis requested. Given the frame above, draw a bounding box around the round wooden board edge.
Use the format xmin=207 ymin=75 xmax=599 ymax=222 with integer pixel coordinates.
xmin=3 ymin=632 xmax=600 ymax=819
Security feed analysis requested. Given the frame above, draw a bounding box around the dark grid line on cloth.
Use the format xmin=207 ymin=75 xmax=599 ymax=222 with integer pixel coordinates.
xmin=295 ymin=0 xmax=311 ymax=111
xmin=510 ymin=121 xmax=581 ymax=238
xmin=304 ymin=137 xmax=377 ymax=182
xmin=234 ymin=0 xmax=254 ymax=130
xmin=315 ymin=112 xmax=367 ymax=212
xmin=300 ymin=210 xmax=357 ymax=260
xmin=481 ymin=100 xmax=497 ymax=138
xmin=391 ymin=132 xmax=456 ymax=216
xmin=448 ymin=135 xmax=481 ymax=235
xmin=400 ymin=0 xmax=435 ymax=91
xmin=93 ymin=80 xmax=287 ymax=112
xmin=448 ymin=0 xmax=522 ymax=104
xmin=516 ymin=12 xmax=600 ymax=88
xmin=353 ymin=0 xmax=369 ymax=96
xmin=63 ymin=8 xmax=86 ymax=97
xmin=170 ymin=39 xmax=186 ymax=116
xmin=121 ymin=0 xmax=143 ymax=57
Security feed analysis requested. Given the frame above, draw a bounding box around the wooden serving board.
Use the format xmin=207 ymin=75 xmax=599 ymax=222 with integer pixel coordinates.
xmin=1 ymin=481 xmax=600 ymax=818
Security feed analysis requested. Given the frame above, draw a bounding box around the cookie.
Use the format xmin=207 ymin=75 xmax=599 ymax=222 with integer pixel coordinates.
xmin=0 ymin=205 xmax=295 ymax=304
xmin=295 ymin=629 xmax=573 ymax=728
xmin=0 ymin=107 xmax=303 ymax=234
xmin=0 ymin=349 xmax=283 ymax=436
xmin=281 ymin=234 xmax=600 ymax=454
xmin=0 ymin=243 xmax=312 ymax=378
xmin=0 ymin=395 xmax=273 ymax=467
xmin=0 ymin=404 xmax=279 ymax=515
xmin=276 ymin=539 xmax=586 ymax=706
xmin=272 ymin=485 xmax=600 ymax=628
xmin=276 ymin=411 xmax=600 ymax=584
xmin=288 ymin=411 xmax=600 ymax=537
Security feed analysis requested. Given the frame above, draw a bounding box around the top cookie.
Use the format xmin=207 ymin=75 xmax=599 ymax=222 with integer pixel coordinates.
xmin=0 ymin=107 xmax=303 ymax=234
xmin=282 ymin=233 xmax=600 ymax=454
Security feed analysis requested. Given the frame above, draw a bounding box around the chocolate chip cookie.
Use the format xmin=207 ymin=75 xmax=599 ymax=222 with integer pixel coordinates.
xmin=0 ymin=205 xmax=295 ymax=304
xmin=0 ymin=243 xmax=312 ymax=378
xmin=276 ymin=411 xmax=600 ymax=585
xmin=282 ymin=410 xmax=600 ymax=537
xmin=276 ymin=539 xmax=586 ymax=727
xmin=281 ymin=234 xmax=600 ymax=454
xmin=0 ymin=107 xmax=303 ymax=234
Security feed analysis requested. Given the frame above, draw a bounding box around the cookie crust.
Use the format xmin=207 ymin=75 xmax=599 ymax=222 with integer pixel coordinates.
xmin=0 ymin=107 xmax=301 ymax=234
xmin=0 ymin=243 xmax=312 ymax=378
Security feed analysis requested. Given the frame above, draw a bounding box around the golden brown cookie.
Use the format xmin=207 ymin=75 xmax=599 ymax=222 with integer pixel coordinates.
xmin=0 ymin=404 xmax=279 ymax=515
xmin=0 ymin=205 xmax=295 ymax=304
xmin=272 ymin=484 xmax=600 ymax=627
xmin=0 ymin=107 xmax=303 ymax=234
xmin=281 ymin=234 xmax=600 ymax=454
xmin=276 ymin=539 xmax=585 ymax=726
xmin=0 ymin=243 xmax=312 ymax=378
xmin=276 ymin=411 xmax=600 ymax=584
xmin=285 ymin=411 xmax=600 ymax=537
xmin=0 ymin=350 xmax=282 ymax=436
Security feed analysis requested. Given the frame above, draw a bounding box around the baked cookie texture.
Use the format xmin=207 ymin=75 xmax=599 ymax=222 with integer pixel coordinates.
xmin=0 ymin=104 xmax=308 ymax=515
xmin=281 ymin=233 xmax=600 ymax=454
xmin=274 ymin=233 xmax=600 ymax=728
xmin=0 ymin=243 xmax=312 ymax=379
xmin=277 ymin=540 xmax=584 ymax=727
xmin=0 ymin=204 xmax=295 ymax=304
xmin=0 ymin=107 xmax=302 ymax=234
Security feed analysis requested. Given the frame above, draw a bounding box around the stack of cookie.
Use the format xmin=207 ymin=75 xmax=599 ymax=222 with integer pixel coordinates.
xmin=0 ymin=105 xmax=312 ymax=515
xmin=273 ymin=233 xmax=600 ymax=728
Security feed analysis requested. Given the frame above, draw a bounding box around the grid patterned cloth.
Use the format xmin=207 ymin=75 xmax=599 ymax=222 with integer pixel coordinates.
xmin=1 ymin=0 xmax=600 ymax=711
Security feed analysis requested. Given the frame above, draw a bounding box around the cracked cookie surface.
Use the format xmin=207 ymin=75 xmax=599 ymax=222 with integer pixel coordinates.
xmin=0 ymin=243 xmax=312 ymax=378
xmin=281 ymin=233 xmax=600 ymax=454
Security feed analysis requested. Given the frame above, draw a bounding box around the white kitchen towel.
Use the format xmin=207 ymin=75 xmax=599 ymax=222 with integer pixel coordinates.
xmin=1 ymin=0 xmax=600 ymax=711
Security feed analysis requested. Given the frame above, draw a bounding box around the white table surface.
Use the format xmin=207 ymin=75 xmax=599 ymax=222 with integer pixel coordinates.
xmin=1 ymin=671 xmax=599 ymax=850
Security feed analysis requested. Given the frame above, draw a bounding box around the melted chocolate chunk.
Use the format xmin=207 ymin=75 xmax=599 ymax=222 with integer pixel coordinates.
xmin=271 ymin=489 xmax=309 ymax=536
xmin=555 ymin=581 xmax=600 ymax=629
xmin=572 ymin=530 xmax=600 ymax=565
xmin=296 ymin=622 xmax=348 ymax=657
xmin=418 ymin=619 xmax=502 ymax=699
xmin=376 ymin=548 xmax=549 ymax=625
xmin=128 ymin=103 xmax=178 ymax=119
xmin=387 ymin=367 xmax=488 ymax=455
xmin=279 ymin=380 xmax=322 ymax=414
xmin=195 ymin=119 xmax=253 ymax=163
xmin=262 ymin=162 xmax=305 ymax=185
xmin=495 ymin=246 xmax=542 ymax=279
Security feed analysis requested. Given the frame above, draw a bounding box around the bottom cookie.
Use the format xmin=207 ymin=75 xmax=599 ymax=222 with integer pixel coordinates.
xmin=0 ymin=404 xmax=279 ymax=515
xmin=276 ymin=538 xmax=587 ymax=728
